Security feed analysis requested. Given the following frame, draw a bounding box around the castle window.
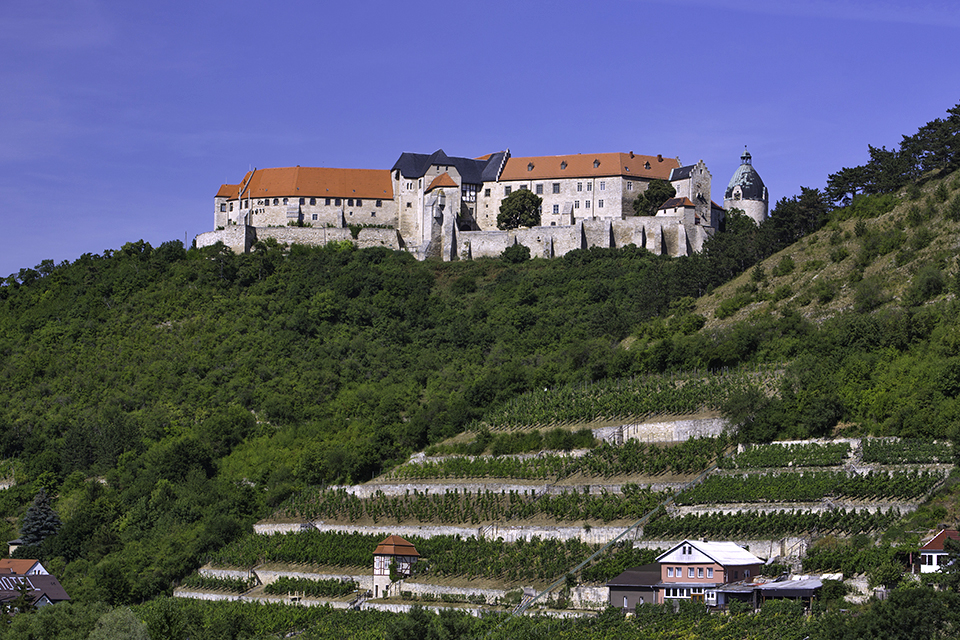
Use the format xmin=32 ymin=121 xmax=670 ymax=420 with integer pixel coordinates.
xmin=348 ymin=199 xmax=354 ymax=206
xmin=299 ymin=197 xmax=305 ymax=205
xmin=593 ymin=159 xmax=600 ymax=168
xmin=598 ymin=199 xmax=604 ymax=208
xmin=505 ymin=186 xmax=512 ymax=196
xmin=574 ymin=201 xmax=579 ymax=209
xmin=560 ymin=161 xmax=567 ymax=170
xmin=283 ymin=198 xmax=288 ymax=205
xmin=376 ymin=199 xmax=382 ymax=207
xmin=585 ymin=200 xmax=591 ymax=208
xmin=273 ymin=198 xmax=279 ymax=205
xmin=644 ymin=161 xmax=651 ymax=169
xmin=550 ymin=221 xmax=555 ymax=226
xmin=587 ymin=182 xmax=592 ymax=191
xmin=599 ymin=181 xmax=605 ymax=190
xmin=356 ymin=199 xmax=362 ymax=206
xmin=312 ymin=214 xmax=318 ymax=220
xmin=310 ymin=197 xmax=316 ymax=205
xmin=552 ymin=183 xmax=560 ymax=194
xmin=335 ymin=198 xmax=341 ymax=206
xmin=220 ymin=204 xmax=226 ymax=212
xmin=484 ymin=188 xmax=491 ymax=197
xmin=527 ymin=162 xmax=534 ymax=171
xmin=407 ymin=202 xmax=412 ymax=208
xmin=325 ymin=198 xmax=331 ymax=205
xmin=552 ymin=204 xmax=559 ymax=214
xmin=229 ymin=203 xmax=234 ymax=211
xmin=520 ymin=185 xmax=527 ymax=190
xmin=535 ymin=184 xmax=543 ymax=195
xmin=577 ymin=182 xmax=582 ymax=192
xmin=371 ymin=212 xmax=376 ymax=217
xmin=627 ymin=182 xmax=633 ymax=191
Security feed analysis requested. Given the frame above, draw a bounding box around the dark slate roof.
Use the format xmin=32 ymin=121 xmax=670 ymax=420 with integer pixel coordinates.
xmin=607 ymin=564 xmax=661 ymax=588
xmin=391 ymin=149 xmax=505 ymax=185
xmin=0 ymin=575 xmax=70 ymax=604
xmin=725 ymin=148 xmax=766 ymax=201
xmin=670 ymin=165 xmax=696 ymax=181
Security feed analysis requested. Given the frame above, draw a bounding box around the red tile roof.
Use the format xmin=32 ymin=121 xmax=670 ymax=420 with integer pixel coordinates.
xmin=659 ymin=197 xmax=696 ymax=209
xmin=216 ymin=184 xmax=239 ymax=198
xmin=219 ymin=167 xmax=393 ymax=200
xmin=373 ymin=535 xmax=420 ymax=557
xmin=500 ymin=152 xmax=679 ymax=181
xmin=426 ymin=172 xmax=459 ymax=192
xmin=921 ymin=529 xmax=960 ymax=551
xmin=0 ymin=560 xmax=41 ymax=575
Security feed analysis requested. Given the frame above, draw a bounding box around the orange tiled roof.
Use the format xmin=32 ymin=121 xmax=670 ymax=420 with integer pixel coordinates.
xmin=373 ymin=535 xmax=420 ymax=557
xmin=921 ymin=529 xmax=960 ymax=551
xmin=222 ymin=167 xmax=394 ymax=200
xmin=0 ymin=560 xmax=40 ymax=575
xmin=659 ymin=197 xmax=696 ymax=209
xmin=426 ymin=172 xmax=458 ymax=192
xmin=500 ymin=152 xmax=679 ymax=181
xmin=217 ymin=184 xmax=239 ymax=198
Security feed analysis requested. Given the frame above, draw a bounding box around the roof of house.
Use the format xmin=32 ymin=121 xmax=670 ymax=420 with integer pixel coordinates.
xmin=391 ymin=149 xmax=506 ymax=184
xmin=218 ymin=167 xmax=393 ymax=200
xmin=373 ymin=535 xmax=420 ymax=557
xmin=657 ymin=540 xmax=763 ymax=566
xmin=426 ymin=172 xmax=459 ymax=192
xmin=500 ymin=152 xmax=679 ymax=182
xmin=659 ymin=197 xmax=696 ymax=210
xmin=606 ymin=564 xmax=661 ymax=588
xmin=0 ymin=575 xmax=69 ymax=604
xmin=0 ymin=560 xmax=43 ymax=575
xmin=921 ymin=529 xmax=960 ymax=552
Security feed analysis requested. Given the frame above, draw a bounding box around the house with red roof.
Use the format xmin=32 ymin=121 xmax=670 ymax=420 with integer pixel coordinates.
xmin=919 ymin=529 xmax=959 ymax=573
xmin=372 ymin=535 xmax=419 ymax=599
xmin=0 ymin=559 xmax=48 ymax=576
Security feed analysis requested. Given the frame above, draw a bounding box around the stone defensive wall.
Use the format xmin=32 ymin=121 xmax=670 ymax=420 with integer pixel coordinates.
xmin=195 ymin=225 xmax=401 ymax=255
xmin=455 ymin=216 xmax=690 ymax=260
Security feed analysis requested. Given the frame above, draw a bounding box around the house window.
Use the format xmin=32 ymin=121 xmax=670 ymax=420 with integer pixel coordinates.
xmin=376 ymin=199 xmax=382 ymax=207
xmin=593 ymin=159 xmax=600 ymax=168
xmin=535 ymin=184 xmax=543 ymax=195
xmin=600 ymin=181 xmax=605 ymax=190
xmin=552 ymin=183 xmax=560 ymax=194
xmin=220 ymin=204 xmax=226 ymax=212
xmin=585 ymin=200 xmax=591 ymax=208
xmin=644 ymin=161 xmax=651 ymax=169
xmin=688 ymin=568 xmax=695 ymax=578
xmin=707 ymin=568 xmax=714 ymax=578
xmin=697 ymin=568 xmax=703 ymax=578
xmin=520 ymin=185 xmax=528 ymax=190
xmin=667 ymin=567 xmax=674 ymax=577
xmin=560 ymin=161 xmax=567 ymax=170
xmin=527 ymin=162 xmax=534 ymax=171
xmin=485 ymin=188 xmax=491 ymax=197
xmin=505 ymin=186 xmax=512 ymax=196
xmin=577 ymin=182 xmax=582 ymax=192
xmin=299 ymin=197 xmax=305 ymax=205
xmin=312 ymin=214 xmax=318 ymax=220
xmin=335 ymin=198 xmax=341 ymax=206
xmin=598 ymin=199 xmax=604 ymax=208
xmin=623 ymin=596 xmax=628 ymax=608
xmin=587 ymin=183 xmax=592 ymax=191
xmin=552 ymin=204 xmax=559 ymax=214
xmin=574 ymin=201 xmax=579 ymax=209
xmin=310 ymin=197 xmax=316 ymax=205
xmin=744 ymin=570 xmax=750 ymax=578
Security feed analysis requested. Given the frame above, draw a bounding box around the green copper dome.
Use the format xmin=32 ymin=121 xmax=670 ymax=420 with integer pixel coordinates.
xmin=725 ymin=147 xmax=766 ymax=201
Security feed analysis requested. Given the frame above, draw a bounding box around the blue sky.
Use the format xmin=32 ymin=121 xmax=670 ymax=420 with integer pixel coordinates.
xmin=2 ymin=0 xmax=958 ymax=277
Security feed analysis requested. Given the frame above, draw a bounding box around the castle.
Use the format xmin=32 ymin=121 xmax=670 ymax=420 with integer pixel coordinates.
xmin=197 ymin=147 xmax=768 ymax=260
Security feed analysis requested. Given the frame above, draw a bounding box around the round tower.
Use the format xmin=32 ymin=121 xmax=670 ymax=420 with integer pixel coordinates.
xmin=724 ymin=147 xmax=768 ymax=225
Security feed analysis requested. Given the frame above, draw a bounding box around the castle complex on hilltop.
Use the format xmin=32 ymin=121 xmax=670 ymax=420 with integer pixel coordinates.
xmin=197 ymin=147 xmax=767 ymax=260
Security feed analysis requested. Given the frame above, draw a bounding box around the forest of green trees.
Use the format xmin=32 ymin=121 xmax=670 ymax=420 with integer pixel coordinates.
xmin=0 ymin=102 xmax=958 ymax=638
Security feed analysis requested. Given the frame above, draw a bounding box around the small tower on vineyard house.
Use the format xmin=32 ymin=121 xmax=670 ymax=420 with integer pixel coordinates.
xmin=724 ymin=147 xmax=769 ymax=226
xmin=372 ymin=535 xmax=419 ymax=599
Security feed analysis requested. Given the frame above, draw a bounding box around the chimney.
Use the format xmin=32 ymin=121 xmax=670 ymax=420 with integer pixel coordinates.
xmin=629 ymin=151 xmax=635 ymax=158
xmin=657 ymin=154 xmax=663 ymax=162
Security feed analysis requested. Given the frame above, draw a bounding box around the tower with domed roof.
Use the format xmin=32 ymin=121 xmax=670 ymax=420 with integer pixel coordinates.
xmin=724 ymin=147 xmax=768 ymax=225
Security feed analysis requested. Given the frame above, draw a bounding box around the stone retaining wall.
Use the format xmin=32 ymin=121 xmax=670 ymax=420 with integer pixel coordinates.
xmin=332 ymin=480 xmax=686 ymax=499
xmin=307 ymin=521 xmax=640 ymax=545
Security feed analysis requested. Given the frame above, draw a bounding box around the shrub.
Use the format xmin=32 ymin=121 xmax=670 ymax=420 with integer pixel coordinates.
xmin=830 ymin=247 xmax=849 ymax=263
xmin=854 ymin=219 xmax=868 ymax=237
xmin=903 ymin=265 xmax=945 ymax=307
xmin=501 ymin=243 xmax=531 ymax=263
xmin=812 ymin=280 xmax=838 ymax=304
xmin=802 ymin=259 xmax=825 ymax=272
xmin=854 ymin=276 xmax=886 ymax=313
xmin=934 ymin=181 xmax=950 ymax=203
xmin=771 ymin=256 xmax=795 ymax=277
xmin=772 ymin=285 xmax=793 ymax=302
xmin=946 ymin=194 xmax=960 ymax=222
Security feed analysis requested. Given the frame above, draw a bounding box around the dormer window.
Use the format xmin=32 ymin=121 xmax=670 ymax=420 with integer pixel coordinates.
xmin=527 ymin=162 xmax=534 ymax=171
xmin=560 ymin=161 xmax=567 ymax=170
xmin=593 ymin=159 xmax=600 ymax=168
xmin=644 ymin=162 xmax=651 ymax=170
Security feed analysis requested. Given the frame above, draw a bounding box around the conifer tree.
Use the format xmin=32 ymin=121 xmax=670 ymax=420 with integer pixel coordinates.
xmin=20 ymin=488 xmax=61 ymax=546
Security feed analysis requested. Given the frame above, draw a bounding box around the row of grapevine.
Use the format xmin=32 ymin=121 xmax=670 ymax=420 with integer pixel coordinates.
xmin=644 ymin=507 xmax=902 ymax=538
xmin=719 ymin=442 xmax=851 ymax=469
xmin=274 ymin=484 xmax=667 ymax=524
xmin=263 ymin=577 xmax=358 ymax=598
xmin=388 ymin=436 xmax=728 ymax=481
xmin=675 ymin=470 xmax=943 ymax=505
xmin=861 ymin=438 xmax=953 ymax=464
xmin=476 ymin=366 xmax=778 ymax=428
xmin=179 ymin=574 xmax=257 ymax=593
